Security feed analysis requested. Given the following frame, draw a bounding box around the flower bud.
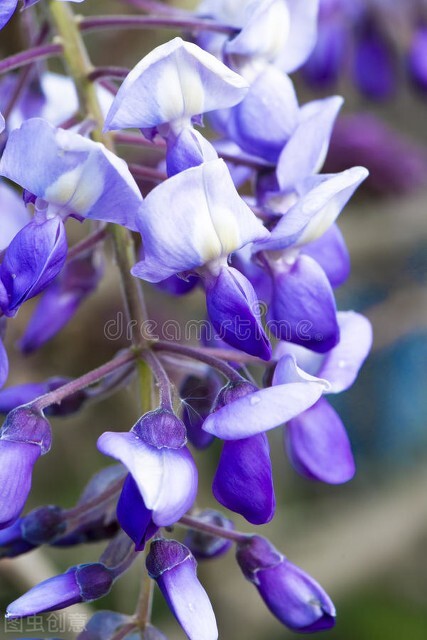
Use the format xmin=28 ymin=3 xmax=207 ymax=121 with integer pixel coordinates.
xmin=132 ymin=408 xmax=187 ymax=449
xmin=147 ymin=539 xmax=218 ymax=640
xmin=183 ymin=510 xmax=234 ymax=560
xmin=6 ymin=563 xmax=114 ymax=619
xmin=0 ymin=505 xmax=65 ymax=559
xmin=213 ymin=380 xmax=258 ymax=411
xmin=236 ymin=536 xmax=336 ymax=633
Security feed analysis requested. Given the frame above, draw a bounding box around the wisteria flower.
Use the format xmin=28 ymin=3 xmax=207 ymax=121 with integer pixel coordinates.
xmin=104 ymin=37 xmax=248 ymax=175
xmin=0 ymin=118 xmax=142 ymax=229
xmin=277 ymin=311 xmax=373 ymax=483
xmin=203 ymin=355 xmax=329 ymax=440
xmin=97 ymin=409 xmax=198 ymax=545
xmin=132 ymin=159 xmax=271 ymax=358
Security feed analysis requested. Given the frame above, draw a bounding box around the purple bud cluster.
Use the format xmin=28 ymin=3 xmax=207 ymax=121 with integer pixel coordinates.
xmin=0 ymin=1 xmax=374 ymax=638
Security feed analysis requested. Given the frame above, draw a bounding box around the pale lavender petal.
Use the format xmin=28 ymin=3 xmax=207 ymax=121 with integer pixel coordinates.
xmin=224 ymin=0 xmax=291 ymax=73
xmin=132 ymin=159 xmax=268 ymax=282
xmin=203 ymin=357 xmax=327 ymax=440
xmin=318 ymin=311 xmax=373 ymax=393
xmin=276 ymin=96 xmax=343 ymax=191
xmin=301 ymin=223 xmax=350 ymax=288
xmin=286 ymin=398 xmax=355 ymax=484
xmin=0 ymin=182 xmax=31 ymax=251
xmin=0 ymin=119 xmax=142 ymax=229
xmin=275 ymin=0 xmax=320 ymax=73
xmin=254 ymin=167 xmax=368 ymax=252
xmin=228 ymin=67 xmax=299 ymax=162
xmin=104 ymin=37 xmax=248 ymax=131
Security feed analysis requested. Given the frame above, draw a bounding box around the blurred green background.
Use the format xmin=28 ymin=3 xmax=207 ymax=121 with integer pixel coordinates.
xmin=1 ymin=1 xmax=427 ymax=638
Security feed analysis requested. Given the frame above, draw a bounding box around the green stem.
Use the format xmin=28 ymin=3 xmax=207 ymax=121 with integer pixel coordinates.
xmin=47 ymin=0 xmax=153 ymax=410
xmin=134 ymin=556 xmax=155 ymax=629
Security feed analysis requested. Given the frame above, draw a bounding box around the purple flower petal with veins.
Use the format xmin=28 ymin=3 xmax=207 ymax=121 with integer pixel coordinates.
xmin=0 ymin=216 xmax=67 ymax=317
xmin=268 ymin=254 xmax=339 ymax=353
xmin=286 ymin=397 xmax=355 ymax=484
xmin=213 ymin=433 xmax=275 ymax=524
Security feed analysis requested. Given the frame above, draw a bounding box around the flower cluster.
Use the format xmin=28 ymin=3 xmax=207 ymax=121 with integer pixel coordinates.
xmin=0 ymin=1 xmax=372 ymax=638
xmin=302 ymin=0 xmax=427 ymax=98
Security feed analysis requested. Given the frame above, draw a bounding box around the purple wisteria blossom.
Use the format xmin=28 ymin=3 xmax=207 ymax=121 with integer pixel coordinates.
xmin=277 ymin=311 xmax=372 ymax=483
xmin=6 ymin=562 xmax=113 ymax=618
xmin=0 ymin=214 xmax=67 ymax=316
xmin=98 ymin=409 xmax=198 ymax=547
xmin=236 ymin=535 xmax=336 ymax=632
xmin=203 ymin=355 xmax=329 ymax=440
xmin=146 ymin=539 xmax=218 ymax=640
xmin=0 ymin=0 xmax=374 ymax=636
xmin=104 ymin=37 xmax=248 ymax=175
xmin=0 ymin=118 xmax=142 ymax=229
xmin=132 ymin=159 xmax=271 ymax=358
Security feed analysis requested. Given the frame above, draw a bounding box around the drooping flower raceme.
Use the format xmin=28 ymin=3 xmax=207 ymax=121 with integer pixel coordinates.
xmin=0 ymin=0 xmax=374 ymax=637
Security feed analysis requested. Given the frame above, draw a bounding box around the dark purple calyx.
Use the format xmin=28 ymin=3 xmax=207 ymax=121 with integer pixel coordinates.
xmin=214 ymin=380 xmax=258 ymax=411
xmin=75 ymin=563 xmax=114 ymax=601
xmin=0 ymin=406 xmax=52 ymax=453
xmin=22 ymin=505 xmax=65 ymax=545
xmin=236 ymin=535 xmax=283 ymax=582
xmin=132 ymin=409 xmax=187 ymax=449
xmin=146 ymin=539 xmax=192 ymax=578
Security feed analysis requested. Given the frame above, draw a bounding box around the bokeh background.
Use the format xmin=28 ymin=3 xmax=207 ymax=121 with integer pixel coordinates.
xmin=1 ymin=1 xmax=427 ymax=638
